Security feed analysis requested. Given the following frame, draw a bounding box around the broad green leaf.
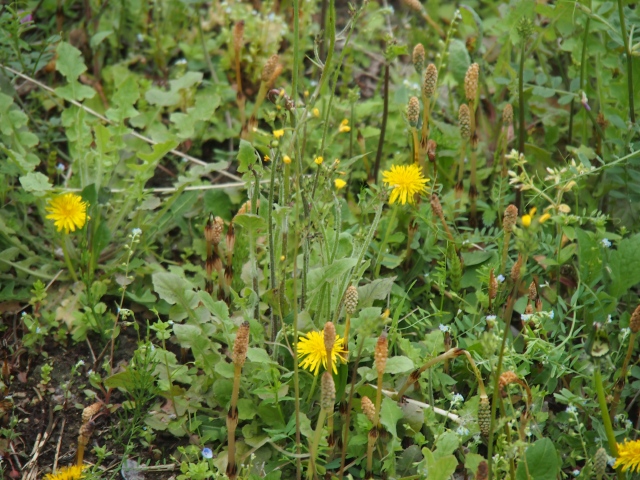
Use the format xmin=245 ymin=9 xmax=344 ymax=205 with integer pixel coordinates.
xmin=152 ymin=272 xmax=197 ymax=309
xmin=247 ymin=347 xmax=276 ymax=365
xmin=448 ymin=39 xmax=471 ymax=85
xmin=420 ymin=448 xmax=458 ymax=480
xmin=515 ymin=438 xmax=560 ymax=480
xmin=90 ymin=30 xmax=113 ymax=48
xmin=19 ymin=172 xmax=52 ymax=196
xmin=576 ymin=228 xmax=602 ymax=287
xmin=56 ymin=42 xmax=88 ymax=81
xmin=233 ymin=213 xmax=266 ymax=233
xmin=608 ymin=234 xmax=640 ymax=299
xmin=237 ymin=139 xmax=258 ymax=173
xmin=357 ymin=277 xmax=396 ymax=308
xmin=379 ymin=396 xmax=404 ymax=439
xmin=385 ymin=356 xmax=414 ymax=375
xmin=137 ymin=140 xmax=179 ymax=164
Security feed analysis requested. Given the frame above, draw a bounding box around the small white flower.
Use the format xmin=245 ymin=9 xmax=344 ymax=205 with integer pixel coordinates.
xmin=607 ymin=315 xmax=612 ymax=323
xmin=56 ymin=163 xmax=65 ymax=171
xmin=456 ymin=426 xmax=470 ymax=436
xmin=486 ymin=315 xmax=497 ymax=321
xmin=497 ymin=274 xmax=505 ymax=283
xmin=548 ymin=310 xmax=554 ymax=319
xmin=439 ymin=324 xmax=450 ymax=333
xmin=621 ymin=328 xmax=631 ymax=335
xmin=521 ymin=314 xmax=532 ymax=321
xmin=457 ymin=309 xmax=462 ymax=315
xmin=176 ymin=58 xmax=187 ymax=65
xmin=136 ymin=33 xmax=144 ymax=42
xmin=168 ymin=320 xmax=174 ymax=325
xmin=566 ymin=405 xmax=577 ymax=414
xmin=607 ymin=456 xmax=616 ymax=467
xmin=572 ymin=469 xmax=580 ymax=477
xmin=76 ymin=360 xmax=85 ymax=367
xmin=132 ymin=228 xmax=142 ymax=236
xmin=451 ymin=393 xmax=464 ymax=405
xmin=601 ymin=238 xmax=612 ymax=248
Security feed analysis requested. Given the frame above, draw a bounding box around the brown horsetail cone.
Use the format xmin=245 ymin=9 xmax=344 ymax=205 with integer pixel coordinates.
xmin=525 ymin=304 xmax=533 ymax=315
xmin=375 ymin=331 xmax=388 ymax=376
xmin=423 ymin=63 xmax=438 ymax=98
xmin=226 ymin=223 xmax=235 ymax=253
xmin=320 ymin=371 xmax=336 ymax=412
xmin=402 ymin=0 xmax=423 ymax=12
xmin=232 ymin=321 xmax=250 ymax=366
xmin=261 ymin=54 xmax=280 ymax=82
xmin=476 ymin=461 xmax=489 ymax=480
xmin=503 ymin=204 xmax=518 ymax=233
xmin=630 ymin=305 xmax=640 ymax=333
xmin=528 ymin=281 xmax=537 ymax=301
xmin=324 ymin=322 xmax=336 ymax=355
xmin=344 ymin=286 xmax=359 ymax=315
xmin=78 ymin=421 xmax=96 ymax=447
xmin=407 ymin=96 xmax=420 ymax=127
xmin=204 ymin=214 xmax=216 ymax=243
xmin=499 ymin=371 xmax=519 ymax=392
xmin=478 ymin=395 xmax=491 ymax=437
xmin=412 ymin=43 xmax=425 ymax=74
xmin=82 ymin=402 xmax=102 ymax=424
xmin=503 ymin=103 xmax=513 ymax=126
xmin=511 ymin=254 xmax=523 ymax=282
xmin=464 ymin=63 xmax=480 ymax=103
xmin=233 ymin=21 xmax=244 ymax=50
xmin=427 ymin=139 xmax=437 ymax=163
xmin=361 ymin=396 xmax=376 ymax=423
xmin=459 ymin=104 xmax=471 ymax=140
xmin=430 ymin=194 xmax=443 ymax=218
xmin=489 ymin=269 xmax=498 ymax=300
xmin=594 ymin=447 xmax=608 ymax=480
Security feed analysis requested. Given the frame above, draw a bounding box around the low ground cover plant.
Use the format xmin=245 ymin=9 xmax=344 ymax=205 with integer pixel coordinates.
xmin=0 ymin=0 xmax=639 ymax=479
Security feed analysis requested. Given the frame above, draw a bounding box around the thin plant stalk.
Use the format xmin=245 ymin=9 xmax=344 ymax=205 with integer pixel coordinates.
xmin=267 ymin=152 xmax=279 ymax=342
xmin=617 ymin=0 xmax=635 ymax=124
xmin=516 ymin=38 xmax=526 ymax=209
xmin=61 ymin=237 xmax=79 ymax=282
xmin=594 ymin=363 xmax=625 ymax=480
xmin=307 ymin=409 xmax=328 ymax=480
xmin=374 ymin=205 xmax=397 ymax=277
xmin=610 ymin=331 xmax=637 ymax=421
xmin=372 ymin=64 xmax=390 ymax=183
xmin=394 ymin=348 xmax=462 ymax=400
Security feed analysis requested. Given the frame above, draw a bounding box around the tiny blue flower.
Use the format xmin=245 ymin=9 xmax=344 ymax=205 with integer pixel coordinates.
xmin=572 ymin=469 xmax=580 ymax=477
xmin=439 ymin=324 xmax=450 ymax=333
xmin=601 ymin=238 xmax=612 ymax=248
xmin=132 ymin=228 xmax=142 ymax=236
xmin=607 ymin=456 xmax=616 ymax=467
xmin=56 ymin=163 xmax=65 ymax=171
xmin=456 ymin=426 xmax=470 ymax=436
xmin=566 ymin=405 xmax=577 ymax=414
xmin=202 ymin=448 xmax=213 ymax=459
xmin=451 ymin=393 xmax=464 ymax=405
xmin=486 ymin=315 xmax=497 ymax=321
xmin=548 ymin=310 xmax=554 ymax=319
xmin=497 ymin=274 xmax=505 ymax=283
xmin=521 ymin=314 xmax=532 ymax=321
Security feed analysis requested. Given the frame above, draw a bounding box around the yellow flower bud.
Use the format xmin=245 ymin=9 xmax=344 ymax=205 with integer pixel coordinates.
xmin=521 ymin=215 xmax=532 ymax=228
xmin=273 ymin=129 xmax=284 ymax=139
xmin=314 ymin=156 xmax=323 ymax=165
xmin=283 ymin=155 xmax=292 ymax=164
xmin=335 ymin=179 xmax=347 ymax=189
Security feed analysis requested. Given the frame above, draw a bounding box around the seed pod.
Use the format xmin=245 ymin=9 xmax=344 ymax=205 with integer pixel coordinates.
xmin=82 ymin=402 xmax=102 ymax=424
xmin=402 ymin=0 xmax=423 ymax=12
xmin=476 ymin=461 xmax=488 ymax=480
xmin=425 ymin=140 xmax=437 ymax=164
xmin=630 ymin=305 xmax=640 ymax=334
xmin=261 ymin=54 xmax=280 ymax=82
xmin=464 ymin=63 xmax=480 ymax=104
xmin=459 ymin=104 xmax=471 ymax=140
xmin=511 ymin=254 xmax=523 ymax=282
xmin=528 ymin=281 xmax=537 ymax=301
xmin=503 ymin=103 xmax=513 ymax=126
xmin=375 ymin=331 xmax=388 ymax=376
xmin=321 ymin=371 xmax=335 ymax=412
xmin=478 ymin=395 xmax=491 ymax=437
xmin=594 ymin=447 xmax=608 ymax=480
xmin=324 ymin=322 xmax=336 ymax=356
xmin=361 ymin=396 xmax=376 ymax=423
xmin=503 ymin=204 xmax=518 ymax=233
xmin=499 ymin=371 xmax=519 ymax=393
xmin=423 ymin=64 xmax=438 ymax=98
xmin=407 ymin=96 xmax=420 ymax=128
xmin=488 ymin=269 xmax=498 ymax=300
xmin=232 ymin=321 xmax=250 ymax=367
xmin=344 ymin=286 xmax=359 ymax=315
xmin=412 ymin=43 xmax=425 ymax=75
xmin=430 ymin=194 xmax=443 ymax=218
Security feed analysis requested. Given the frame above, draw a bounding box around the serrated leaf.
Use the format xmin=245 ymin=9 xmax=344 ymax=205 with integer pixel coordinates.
xmin=237 ymin=139 xmax=258 ymax=173
xmin=379 ymin=396 xmax=404 ymax=439
xmin=56 ymin=42 xmax=88 ymax=81
xmin=19 ymin=172 xmax=52 ymax=196
xmin=357 ymin=277 xmax=396 ymax=308
xmin=137 ymin=140 xmax=179 ymax=163
xmin=233 ymin=213 xmax=266 ymax=233
xmin=576 ymin=228 xmax=602 ymax=287
xmin=152 ymin=272 xmax=197 ymax=308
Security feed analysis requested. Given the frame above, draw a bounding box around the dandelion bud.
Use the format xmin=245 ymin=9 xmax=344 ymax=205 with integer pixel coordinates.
xmin=344 ymin=286 xmax=359 ymax=315
xmin=324 ymin=322 xmax=336 ymax=356
xmin=478 ymin=395 xmax=491 ymax=437
xmin=261 ymin=54 xmax=280 ymax=82
xmin=499 ymin=371 xmax=519 ymax=393
xmin=528 ymin=281 xmax=537 ymax=301
xmin=233 ymin=21 xmax=245 ymax=51
xmin=459 ymin=104 xmax=471 ymax=140
xmin=402 ymin=0 xmax=423 ymax=12
xmin=488 ymin=269 xmax=498 ymax=300
xmin=232 ymin=321 xmax=250 ymax=367
xmin=511 ymin=254 xmax=523 ymax=282
xmin=427 ymin=139 xmax=437 ymax=163
xmin=503 ymin=103 xmax=513 ymax=126
xmin=630 ymin=305 xmax=640 ymax=334
xmin=375 ymin=331 xmax=388 ymax=376
xmin=464 ymin=63 xmax=479 ymax=104
xmin=320 ymin=372 xmax=335 ymax=412
xmin=503 ymin=204 xmax=518 ymax=233
xmin=594 ymin=447 xmax=607 ymax=480
xmin=82 ymin=402 xmax=102 ymax=424
xmin=78 ymin=421 xmax=95 ymax=447
xmin=361 ymin=396 xmax=376 ymax=423
xmin=423 ymin=64 xmax=438 ymax=98
xmin=407 ymin=96 xmax=420 ymax=127
xmin=412 ymin=43 xmax=425 ymax=74
xmin=476 ymin=461 xmax=489 ymax=480
xmin=430 ymin=194 xmax=443 ymax=218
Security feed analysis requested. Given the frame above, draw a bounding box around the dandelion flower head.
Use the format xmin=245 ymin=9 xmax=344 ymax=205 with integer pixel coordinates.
xmin=44 ymin=465 xmax=85 ymax=480
xmin=335 ymin=179 xmax=347 ymax=190
xmin=273 ymin=129 xmax=284 ymax=139
xmin=298 ymin=328 xmax=346 ymax=375
xmin=614 ymin=439 xmax=640 ymax=473
xmin=46 ymin=193 xmax=89 ymax=233
xmin=382 ymin=163 xmax=429 ymax=205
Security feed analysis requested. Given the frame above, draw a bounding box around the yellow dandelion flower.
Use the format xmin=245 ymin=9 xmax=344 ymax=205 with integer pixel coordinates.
xmin=44 ymin=464 xmax=85 ymax=480
xmin=314 ymin=156 xmax=324 ymax=165
xmin=46 ymin=193 xmax=89 ymax=233
xmin=614 ymin=439 xmax=640 ymax=473
xmin=339 ymin=119 xmax=351 ymax=133
xmin=521 ymin=214 xmax=532 ymax=228
xmin=264 ymin=154 xmax=271 ymax=162
xmin=313 ymin=108 xmax=320 ymax=118
xmin=335 ymin=179 xmax=347 ymax=190
xmin=283 ymin=155 xmax=292 ymax=164
xmin=273 ymin=129 xmax=285 ymax=139
xmin=298 ymin=329 xmax=347 ymax=375
xmin=381 ymin=164 xmax=429 ymax=205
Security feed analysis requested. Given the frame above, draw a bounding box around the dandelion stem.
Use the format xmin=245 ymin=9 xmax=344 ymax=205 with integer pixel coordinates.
xmin=372 ymin=63 xmax=390 ymax=183
xmin=61 ymin=237 xmax=79 ymax=282
xmin=617 ymin=0 xmax=635 ymax=124
xmin=594 ymin=364 xmax=625 ymax=480
xmin=374 ymin=205 xmax=397 ymax=277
